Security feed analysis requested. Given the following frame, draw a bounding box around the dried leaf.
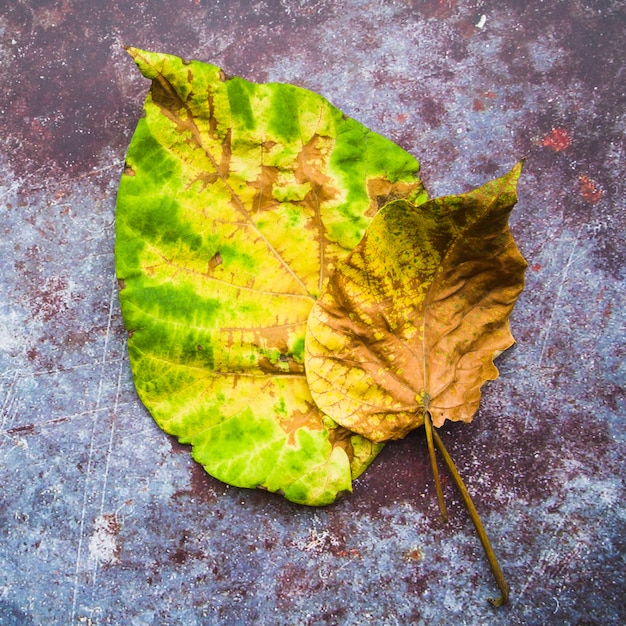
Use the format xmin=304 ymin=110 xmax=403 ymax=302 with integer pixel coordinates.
xmin=116 ymin=48 xmax=427 ymax=504
xmin=305 ymin=163 xmax=527 ymax=442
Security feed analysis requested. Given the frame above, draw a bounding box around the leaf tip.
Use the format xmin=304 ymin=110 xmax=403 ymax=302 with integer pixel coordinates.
xmin=123 ymin=46 xmax=147 ymax=69
xmin=507 ymin=158 xmax=525 ymax=184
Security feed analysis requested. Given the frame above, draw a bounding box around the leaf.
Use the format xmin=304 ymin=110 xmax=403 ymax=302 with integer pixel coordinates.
xmin=115 ymin=48 xmax=427 ymax=505
xmin=305 ymin=162 xmax=527 ymax=442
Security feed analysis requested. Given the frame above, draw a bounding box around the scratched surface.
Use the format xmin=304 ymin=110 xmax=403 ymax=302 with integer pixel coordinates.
xmin=1 ymin=1 xmax=625 ymax=624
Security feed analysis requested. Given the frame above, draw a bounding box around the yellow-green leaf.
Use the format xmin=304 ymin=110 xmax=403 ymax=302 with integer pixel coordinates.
xmin=116 ymin=48 xmax=427 ymax=505
xmin=305 ymin=162 xmax=527 ymax=442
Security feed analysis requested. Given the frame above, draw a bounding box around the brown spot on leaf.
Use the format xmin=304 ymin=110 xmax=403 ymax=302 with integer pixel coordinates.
xmin=207 ymin=251 xmax=223 ymax=273
xmin=292 ymin=134 xmax=339 ymax=219
xmin=248 ymin=161 xmax=282 ymax=214
xmin=278 ymin=403 xmax=324 ymax=446
xmin=366 ymin=177 xmax=425 ymax=215
xmin=257 ymin=354 xmax=303 ymax=375
xmin=150 ymin=73 xmax=187 ymax=117
xmin=327 ymin=424 xmax=359 ymax=463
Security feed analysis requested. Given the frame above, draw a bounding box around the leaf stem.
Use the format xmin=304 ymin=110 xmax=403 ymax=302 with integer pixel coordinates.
xmin=431 ymin=428 xmax=510 ymax=606
xmin=424 ymin=412 xmax=448 ymax=522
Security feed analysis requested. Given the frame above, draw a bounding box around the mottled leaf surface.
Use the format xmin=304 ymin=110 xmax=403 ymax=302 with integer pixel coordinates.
xmin=305 ymin=163 xmax=527 ymax=442
xmin=116 ymin=48 xmax=427 ymax=504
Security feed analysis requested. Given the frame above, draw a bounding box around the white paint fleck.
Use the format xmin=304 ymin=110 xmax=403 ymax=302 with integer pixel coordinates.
xmin=88 ymin=514 xmax=120 ymax=566
xmin=298 ymin=527 xmax=339 ymax=554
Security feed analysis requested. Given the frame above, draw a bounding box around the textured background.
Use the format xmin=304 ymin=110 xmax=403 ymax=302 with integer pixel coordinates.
xmin=1 ymin=1 xmax=624 ymax=624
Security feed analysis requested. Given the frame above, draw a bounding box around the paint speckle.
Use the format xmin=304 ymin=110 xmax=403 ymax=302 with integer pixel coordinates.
xmin=404 ymin=546 xmax=423 ymax=561
xmin=542 ymin=128 xmax=571 ymax=152
xmin=578 ymin=175 xmax=604 ymax=203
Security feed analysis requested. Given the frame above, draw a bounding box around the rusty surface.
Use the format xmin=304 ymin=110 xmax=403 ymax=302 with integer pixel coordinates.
xmin=1 ymin=1 xmax=624 ymax=624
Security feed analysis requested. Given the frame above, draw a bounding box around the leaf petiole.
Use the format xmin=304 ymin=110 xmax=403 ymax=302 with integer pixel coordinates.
xmin=431 ymin=427 xmax=510 ymax=607
xmin=424 ymin=411 xmax=448 ymax=522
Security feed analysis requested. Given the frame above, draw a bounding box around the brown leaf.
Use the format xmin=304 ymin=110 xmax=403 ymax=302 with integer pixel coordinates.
xmin=305 ymin=162 xmax=527 ymax=441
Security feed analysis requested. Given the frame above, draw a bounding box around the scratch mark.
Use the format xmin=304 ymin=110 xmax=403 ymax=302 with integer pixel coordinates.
xmin=0 ymin=370 xmax=19 ymax=433
xmin=525 ymin=230 xmax=582 ymax=430
xmin=69 ymin=277 xmax=117 ymax=623
xmin=90 ymin=355 xmax=125 ymax=589
xmin=536 ymin=235 xmax=581 ymax=368
xmin=511 ymin=512 xmax=590 ymax=609
xmin=98 ymin=357 xmax=124 ymax=515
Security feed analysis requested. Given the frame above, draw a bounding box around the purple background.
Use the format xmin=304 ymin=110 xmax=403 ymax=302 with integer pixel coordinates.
xmin=1 ymin=1 xmax=624 ymax=624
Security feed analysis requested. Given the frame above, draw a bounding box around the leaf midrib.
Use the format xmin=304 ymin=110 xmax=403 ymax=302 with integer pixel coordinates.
xmin=419 ymin=189 xmax=503 ymax=405
xmin=122 ymin=220 xmax=314 ymax=300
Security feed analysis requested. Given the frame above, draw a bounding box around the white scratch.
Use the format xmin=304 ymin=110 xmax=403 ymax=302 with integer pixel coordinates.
xmin=512 ymin=511 xmax=589 ymax=609
xmin=525 ymin=230 xmax=583 ymax=429
xmin=69 ymin=277 xmax=118 ymax=623
xmin=537 ymin=235 xmax=581 ymax=368
xmin=0 ymin=370 xmax=18 ymax=432
xmin=90 ymin=355 xmax=126 ymax=589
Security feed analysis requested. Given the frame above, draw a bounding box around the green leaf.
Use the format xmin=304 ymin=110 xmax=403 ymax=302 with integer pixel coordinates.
xmin=116 ymin=48 xmax=426 ymax=505
xmin=305 ymin=162 xmax=527 ymax=442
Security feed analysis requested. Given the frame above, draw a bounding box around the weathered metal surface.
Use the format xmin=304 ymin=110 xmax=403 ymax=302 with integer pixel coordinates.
xmin=1 ymin=1 xmax=624 ymax=624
